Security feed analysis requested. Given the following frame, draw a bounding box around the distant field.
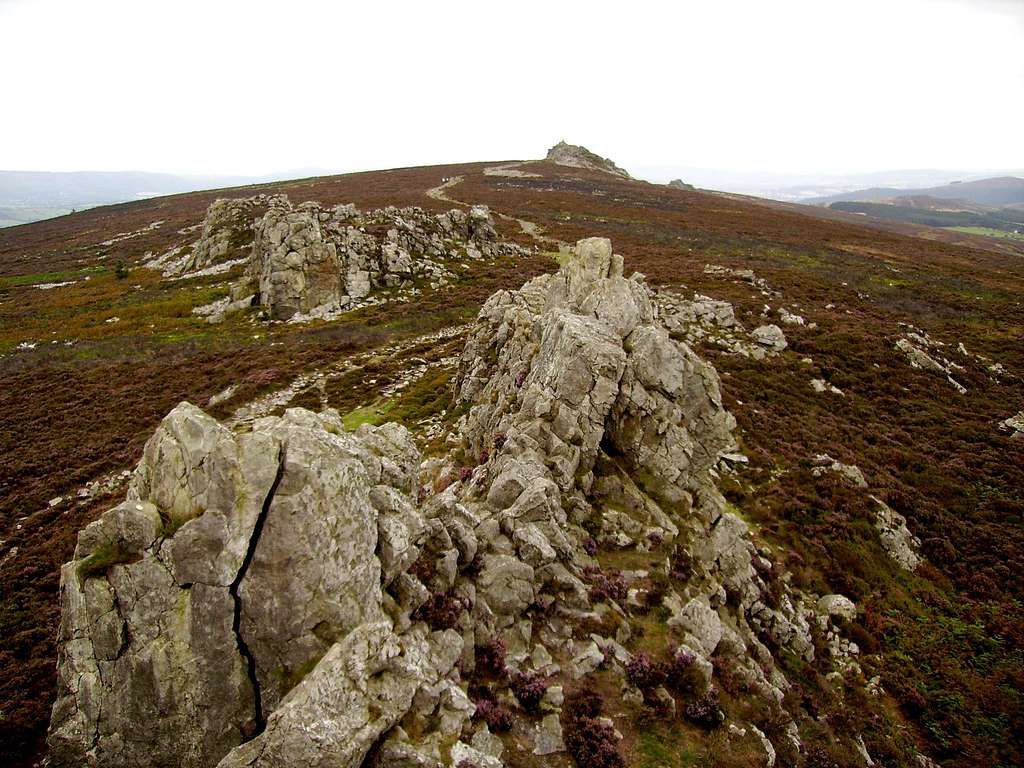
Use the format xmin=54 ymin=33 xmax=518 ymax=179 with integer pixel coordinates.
xmin=946 ymin=225 xmax=1024 ymax=240
xmin=830 ymin=200 xmax=1024 ymax=231
xmin=0 ymin=207 xmax=74 ymax=228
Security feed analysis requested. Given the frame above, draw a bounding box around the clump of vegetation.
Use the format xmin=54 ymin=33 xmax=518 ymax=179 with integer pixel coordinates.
xmin=665 ymin=647 xmax=706 ymax=696
xmin=510 ymin=672 xmax=548 ymax=714
xmin=683 ymin=687 xmax=724 ymax=729
xmin=563 ymin=683 xmax=625 ymax=768
xmin=411 ymin=591 xmax=466 ymax=631
xmin=472 ymin=697 xmax=513 ymax=732
xmin=408 ymin=552 xmax=436 ymax=584
xmin=75 ymin=541 xmax=134 ymax=580
xmin=475 ymin=636 xmax=507 ymax=677
xmin=585 ymin=567 xmax=628 ymax=603
xmin=625 ymin=652 xmax=667 ymax=693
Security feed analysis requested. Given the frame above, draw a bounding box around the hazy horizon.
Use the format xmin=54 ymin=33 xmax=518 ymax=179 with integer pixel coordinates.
xmin=1 ymin=0 xmax=1022 ymax=179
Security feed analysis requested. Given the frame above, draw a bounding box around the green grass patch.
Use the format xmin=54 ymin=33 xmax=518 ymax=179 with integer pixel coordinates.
xmin=637 ymin=723 xmax=699 ymax=768
xmin=76 ymin=541 xmax=136 ymax=580
xmin=944 ymin=226 xmax=1024 ymax=241
xmin=0 ymin=267 xmax=97 ymax=288
xmin=343 ymin=404 xmax=386 ymax=430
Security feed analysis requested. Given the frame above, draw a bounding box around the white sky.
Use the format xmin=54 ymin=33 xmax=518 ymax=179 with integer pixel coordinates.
xmin=1 ymin=0 xmax=1022 ymax=176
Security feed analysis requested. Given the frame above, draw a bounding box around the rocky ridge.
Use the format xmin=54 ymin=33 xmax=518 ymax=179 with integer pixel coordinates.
xmin=50 ymin=238 xmax=874 ymax=768
xmin=545 ymin=141 xmax=631 ymax=178
xmin=153 ymin=194 xmax=531 ymax=323
xmin=244 ymin=198 xmax=525 ymax=321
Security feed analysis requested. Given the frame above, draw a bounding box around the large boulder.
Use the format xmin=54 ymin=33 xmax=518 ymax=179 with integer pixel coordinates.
xmin=48 ymin=404 xmax=428 ymax=768
xmin=215 ymin=623 xmax=461 ymax=768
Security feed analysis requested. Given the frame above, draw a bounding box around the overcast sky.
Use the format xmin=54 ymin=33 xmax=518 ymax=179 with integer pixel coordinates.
xmin=1 ymin=0 xmax=1022 ymax=177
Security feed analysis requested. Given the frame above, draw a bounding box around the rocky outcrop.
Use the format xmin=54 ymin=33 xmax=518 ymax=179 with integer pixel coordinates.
xmin=872 ymin=496 xmax=922 ymax=571
xmin=247 ymin=199 xmax=525 ymax=321
xmin=895 ymin=328 xmax=967 ymax=393
xmin=450 ymin=238 xmax=815 ymax=702
xmin=545 ymin=141 xmax=631 ymax=178
xmin=47 ymin=404 xmax=452 ymax=768
xmin=657 ymin=291 xmax=788 ymax=359
xmin=51 ymin=237 xmax=845 ymax=768
xmin=999 ymin=410 xmax=1024 ymax=439
xmin=668 ymin=179 xmax=695 ymax=190
xmin=216 ymin=623 xmax=460 ymax=768
xmin=147 ymin=196 xmax=280 ymax=277
xmin=455 ymin=237 xmax=735 ymax=510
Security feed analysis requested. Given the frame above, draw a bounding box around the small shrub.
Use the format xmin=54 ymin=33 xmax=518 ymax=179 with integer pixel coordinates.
xmin=473 ymin=698 xmax=513 ymax=732
xmin=511 ymin=672 xmax=548 ymax=714
xmin=475 ymin=636 xmax=507 ymax=677
xmin=582 ymin=537 xmax=598 ymax=556
xmin=683 ymin=686 xmax=723 ymax=729
xmin=625 ymin=652 xmax=667 ymax=693
xmin=563 ymin=684 xmax=624 ymax=768
xmin=564 ymin=683 xmax=603 ymax=720
xmin=643 ymin=572 xmax=670 ymax=611
xmin=114 ymin=262 xmax=129 ymax=280
xmin=478 ymin=449 xmax=490 ymax=465
xmin=412 ymin=591 xmax=466 ymax=631
xmin=459 ymin=466 xmax=473 ymax=482
xmin=409 ymin=552 xmax=436 ymax=584
xmin=669 ymin=550 xmax=693 ymax=581
xmin=492 ymin=432 xmax=507 ymax=450
xmin=585 ymin=567 xmax=627 ymax=603
xmin=665 ymin=648 xmax=706 ymax=696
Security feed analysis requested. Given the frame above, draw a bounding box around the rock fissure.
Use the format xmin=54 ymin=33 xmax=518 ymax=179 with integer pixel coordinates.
xmin=230 ymin=446 xmax=285 ymax=738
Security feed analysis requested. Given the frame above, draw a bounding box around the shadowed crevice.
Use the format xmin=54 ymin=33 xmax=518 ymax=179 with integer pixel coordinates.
xmin=230 ymin=445 xmax=285 ymax=740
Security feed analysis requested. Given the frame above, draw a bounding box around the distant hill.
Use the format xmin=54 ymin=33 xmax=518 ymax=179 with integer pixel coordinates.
xmin=808 ymin=176 xmax=1024 ymax=207
xmin=0 ymin=168 xmax=339 ymax=227
xmin=883 ymin=195 xmax=995 ymax=214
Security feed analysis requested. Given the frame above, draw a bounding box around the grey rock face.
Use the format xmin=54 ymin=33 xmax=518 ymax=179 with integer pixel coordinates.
xmin=216 ymin=624 xmax=461 ymax=768
xmin=249 ymin=199 xmax=526 ymax=320
xmin=456 ymin=236 xmax=736 ymax=514
xmin=150 ymin=195 xmax=280 ymax=277
xmin=999 ymin=410 xmax=1024 ymax=438
xmin=187 ymin=197 xmax=271 ymax=274
xmin=817 ymin=594 xmax=857 ymax=622
xmin=545 ymin=141 xmax=631 ymax=178
xmin=48 ymin=403 xmax=428 ymax=768
xmin=871 ymin=495 xmax=922 ymax=571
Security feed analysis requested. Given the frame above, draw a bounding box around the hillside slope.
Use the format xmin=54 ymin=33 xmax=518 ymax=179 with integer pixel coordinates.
xmin=1 ymin=160 xmax=1022 ymax=768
